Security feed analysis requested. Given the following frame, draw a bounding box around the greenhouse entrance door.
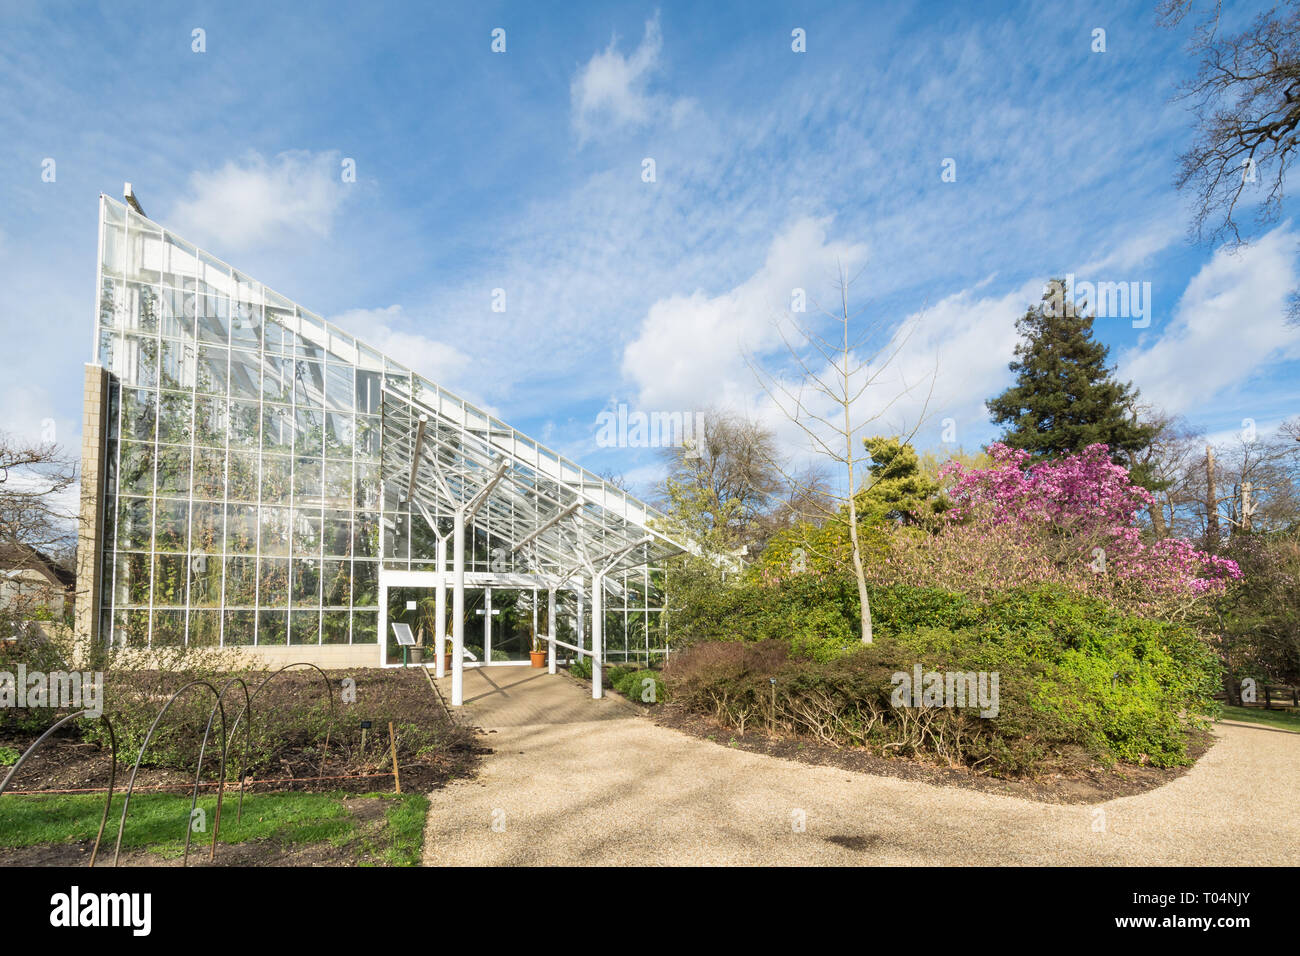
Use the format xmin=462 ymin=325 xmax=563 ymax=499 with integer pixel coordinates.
xmin=379 ymin=570 xmax=550 ymax=669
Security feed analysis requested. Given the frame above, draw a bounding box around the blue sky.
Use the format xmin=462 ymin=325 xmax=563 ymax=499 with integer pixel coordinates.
xmin=1 ymin=0 xmax=1297 ymax=498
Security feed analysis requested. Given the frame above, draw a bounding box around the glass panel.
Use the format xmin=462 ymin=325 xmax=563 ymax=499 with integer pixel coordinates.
xmin=224 ymin=610 xmax=256 ymax=646
xmin=189 ymin=553 xmax=222 ymax=606
xmin=116 ymin=498 xmax=153 ymax=551
xmin=194 ymin=396 xmax=228 ymax=446
xmin=157 ymin=391 xmax=193 ymax=444
xmin=291 ymin=558 xmax=320 ymax=602
xmin=293 ymin=456 xmax=323 ymax=499
xmin=259 ymin=456 xmax=292 ymax=505
xmin=262 ymin=357 xmax=292 ymax=402
xmin=191 ymin=501 xmax=224 ymax=554
xmin=155 ymin=444 xmax=192 ymax=497
xmin=196 ymin=344 xmax=228 ymax=394
xmin=226 ymin=450 xmax=259 ymax=502
xmin=290 ymin=610 xmax=321 ymax=645
xmin=258 ymin=558 xmax=290 ymax=606
xmin=153 ymin=498 xmax=189 ymax=552
xmin=118 ymin=441 xmax=154 ymax=496
xmin=489 ymin=588 xmax=533 ymax=662
xmin=352 ymin=561 xmax=377 ymax=605
xmin=262 ymin=405 xmax=293 ymax=452
xmin=325 ymin=362 xmax=353 ymax=411
xmin=323 ymin=459 xmax=351 ymax=503
xmin=160 ymin=288 xmax=195 ymax=340
xmin=160 ymin=336 xmax=196 ymax=389
xmin=258 ymin=610 xmax=287 ymax=646
xmin=230 ymin=299 xmax=262 ymax=349
xmin=227 ymin=351 xmax=262 ymax=401
xmin=351 ymin=610 xmax=378 ymax=645
xmin=152 ymin=609 xmax=185 ymax=646
xmin=322 ymin=561 xmax=351 ymax=606
xmin=322 ymin=610 xmax=349 ymax=644
xmin=120 ymin=389 xmax=156 ymax=441
xmin=323 ymin=511 xmax=352 ymax=557
xmin=228 ymin=399 xmax=261 ymax=448
xmin=223 ymin=556 xmax=257 ymax=606
xmin=224 ymin=503 xmax=257 ymax=554
xmin=113 ymin=608 xmax=149 ymax=646
xmin=151 ymin=554 xmax=189 ymax=606
xmin=196 ymin=294 xmax=229 ymax=344
xmin=114 ymin=552 xmax=152 ymax=606
xmin=295 ymin=360 xmax=324 ymax=406
xmin=259 ymin=506 xmax=290 ymax=556
xmin=189 ymin=609 xmax=220 ymax=646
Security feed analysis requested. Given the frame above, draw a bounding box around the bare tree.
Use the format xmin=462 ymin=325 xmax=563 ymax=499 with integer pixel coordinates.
xmin=1162 ymin=0 xmax=1300 ymax=320
xmin=657 ymin=408 xmax=785 ymax=549
xmin=1129 ymin=405 xmax=1205 ymax=537
xmin=1163 ymin=417 xmax=1300 ymax=544
xmin=0 ymin=432 xmax=78 ymax=638
xmin=748 ymin=265 xmax=934 ymax=644
xmin=0 ymin=432 xmax=77 ymax=558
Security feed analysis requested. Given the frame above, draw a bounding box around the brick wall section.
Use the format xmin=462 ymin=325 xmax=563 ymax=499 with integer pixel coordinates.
xmin=73 ymin=363 xmax=110 ymax=668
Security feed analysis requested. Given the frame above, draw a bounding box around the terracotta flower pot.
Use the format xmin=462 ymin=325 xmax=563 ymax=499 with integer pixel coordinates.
xmin=529 ymin=650 xmax=547 ymax=668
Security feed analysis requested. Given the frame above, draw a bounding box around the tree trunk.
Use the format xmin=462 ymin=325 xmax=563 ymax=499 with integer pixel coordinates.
xmin=846 ymin=484 xmax=873 ymax=644
xmin=1205 ymin=445 xmax=1220 ymax=551
xmin=1149 ymin=501 xmax=1167 ymax=538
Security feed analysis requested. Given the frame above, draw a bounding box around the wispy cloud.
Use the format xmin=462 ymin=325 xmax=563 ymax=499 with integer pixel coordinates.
xmin=571 ymin=13 xmax=678 ymax=142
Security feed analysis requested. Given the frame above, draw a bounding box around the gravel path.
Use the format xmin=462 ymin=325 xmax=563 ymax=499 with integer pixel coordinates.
xmin=424 ymin=667 xmax=1300 ymax=866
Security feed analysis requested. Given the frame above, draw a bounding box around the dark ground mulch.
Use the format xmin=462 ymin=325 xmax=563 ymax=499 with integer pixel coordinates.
xmin=653 ymin=703 xmax=1214 ymax=805
xmin=0 ymin=669 xmax=484 ymax=797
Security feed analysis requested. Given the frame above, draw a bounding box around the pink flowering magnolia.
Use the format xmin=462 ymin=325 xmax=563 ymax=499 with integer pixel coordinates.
xmin=939 ymin=443 xmax=1241 ymax=600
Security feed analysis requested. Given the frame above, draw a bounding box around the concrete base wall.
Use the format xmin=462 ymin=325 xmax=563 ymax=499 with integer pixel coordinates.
xmin=107 ymin=643 xmax=383 ymax=671
xmin=226 ymin=644 xmax=382 ymax=670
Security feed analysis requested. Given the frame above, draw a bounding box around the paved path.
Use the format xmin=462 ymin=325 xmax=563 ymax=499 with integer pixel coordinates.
xmin=424 ymin=667 xmax=1300 ymax=866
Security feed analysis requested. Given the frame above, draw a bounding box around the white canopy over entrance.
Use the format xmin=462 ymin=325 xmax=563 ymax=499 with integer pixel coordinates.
xmin=377 ymin=385 xmax=691 ymax=704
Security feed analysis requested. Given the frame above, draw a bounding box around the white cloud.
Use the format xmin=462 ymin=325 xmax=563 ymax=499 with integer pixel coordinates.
xmin=1076 ymin=219 xmax=1182 ymax=276
xmin=571 ymin=15 xmax=673 ymax=142
xmin=621 ymin=216 xmax=867 ymax=413
xmin=1118 ymin=226 xmax=1300 ymax=415
xmin=169 ymin=149 xmax=351 ymax=250
xmin=327 ymin=305 xmax=495 ymax=412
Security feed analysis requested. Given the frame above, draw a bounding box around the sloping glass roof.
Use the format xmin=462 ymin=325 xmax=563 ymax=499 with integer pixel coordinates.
xmin=99 ymin=194 xmax=688 ymax=580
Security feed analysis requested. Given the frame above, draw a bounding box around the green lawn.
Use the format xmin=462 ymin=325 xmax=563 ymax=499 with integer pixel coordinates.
xmin=0 ymin=790 xmax=429 ymax=865
xmin=1219 ymin=705 xmax=1300 ymax=734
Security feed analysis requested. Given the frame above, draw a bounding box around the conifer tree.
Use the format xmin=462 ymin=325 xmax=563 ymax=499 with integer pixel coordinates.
xmin=987 ymin=279 xmax=1156 ymax=470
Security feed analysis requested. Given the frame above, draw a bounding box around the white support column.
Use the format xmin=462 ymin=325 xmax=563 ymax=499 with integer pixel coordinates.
xmin=547 ymin=587 xmax=556 ymax=674
xmin=435 ymin=535 xmax=447 ymax=679
xmin=576 ymin=586 xmax=585 ymax=662
xmin=451 ymin=508 xmax=465 ymax=706
xmin=591 ymin=573 xmax=603 ymax=699
xmin=378 ymin=577 xmax=389 ymax=668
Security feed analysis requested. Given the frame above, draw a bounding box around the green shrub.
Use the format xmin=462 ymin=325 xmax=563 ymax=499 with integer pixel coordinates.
xmin=613 ymin=669 xmax=667 ymax=704
xmin=569 ymin=657 xmax=592 ymax=680
xmin=664 ymin=583 xmax=1221 ymax=773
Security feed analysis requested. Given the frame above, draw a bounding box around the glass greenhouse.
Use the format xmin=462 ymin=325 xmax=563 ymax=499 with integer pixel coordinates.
xmin=76 ymin=192 xmax=688 ymax=703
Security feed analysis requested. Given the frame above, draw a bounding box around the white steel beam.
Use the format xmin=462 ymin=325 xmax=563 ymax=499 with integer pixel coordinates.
xmin=451 ymin=508 xmax=465 ymax=706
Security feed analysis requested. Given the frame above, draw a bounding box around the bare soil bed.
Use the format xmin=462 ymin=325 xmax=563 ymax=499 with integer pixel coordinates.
xmin=653 ymin=703 xmax=1213 ymax=804
xmin=0 ymin=669 xmax=484 ymax=797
